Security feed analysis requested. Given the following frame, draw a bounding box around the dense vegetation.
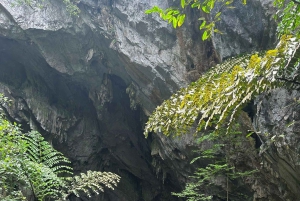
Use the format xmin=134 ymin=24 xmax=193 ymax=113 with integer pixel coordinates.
xmin=145 ymin=0 xmax=300 ymax=200
xmin=0 ymin=94 xmax=120 ymax=200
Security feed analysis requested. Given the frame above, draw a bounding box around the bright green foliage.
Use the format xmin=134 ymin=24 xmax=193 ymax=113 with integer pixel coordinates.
xmin=274 ymin=0 xmax=300 ymax=38
xmin=145 ymin=6 xmax=186 ymax=29
xmin=172 ymin=127 xmax=256 ymax=200
xmin=145 ymin=0 xmax=246 ymax=40
xmin=22 ymin=131 xmax=72 ymax=174
xmin=0 ymin=95 xmax=120 ymax=200
xmin=20 ymin=131 xmax=72 ymax=200
xmin=145 ymin=0 xmax=299 ymax=40
xmin=0 ymin=103 xmax=29 ymax=200
xmin=144 ymin=35 xmax=300 ymax=137
xmin=0 ymin=113 xmax=69 ymax=200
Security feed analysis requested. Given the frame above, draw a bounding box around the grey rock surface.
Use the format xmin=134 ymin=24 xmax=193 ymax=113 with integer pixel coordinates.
xmin=0 ymin=0 xmax=280 ymax=200
xmin=212 ymin=0 xmax=276 ymax=60
xmin=253 ymin=89 xmax=300 ymax=201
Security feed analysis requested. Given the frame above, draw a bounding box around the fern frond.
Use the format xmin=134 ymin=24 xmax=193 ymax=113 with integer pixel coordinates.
xmin=66 ymin=170 xmax=121 ymax=198
xmin=22 ymin=131 xmax=73 ymax=175
xmin=22 ymin=160 xmax=67 ymax=200
xmin=144 ymin=35 xmax=300 ymax=137
xmin=0 ymin=100 xmax=120 ymax=200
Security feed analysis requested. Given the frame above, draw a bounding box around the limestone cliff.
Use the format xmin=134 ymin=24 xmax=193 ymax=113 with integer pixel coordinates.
xmin=253 ymin=89 xmax=300 ymax=200
xmin=0 ymin=0 xmax=294 ymax=200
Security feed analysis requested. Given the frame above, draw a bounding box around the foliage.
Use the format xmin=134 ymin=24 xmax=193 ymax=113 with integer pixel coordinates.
xmin=20 ymin=131 xmax=72 ymax=200
xmin=0 ymin=94 xmax=120 ymax=200
xmin=274 ymin=0 xmax=300 ymax=37
xmin=67 ymin=171 xmax=121 ymax=198
xmin=172 ymin=127 xmax=256 ymax=201
xmin=146 ymin=0 xmax=300 ymax=40
xmin=144 ymin=35 xmax=300 ymax=137
xmin=0 ymin=101 xmax=29 ymax=200
xmin=145 ymin=0 xmax=246 ymax=40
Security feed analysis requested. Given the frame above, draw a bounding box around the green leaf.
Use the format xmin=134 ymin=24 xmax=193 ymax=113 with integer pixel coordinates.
xmin=166 ymin=10 xmax=174 ymax=15
xmin=172 ymin=17 xmax=178 ymax=28
xmin=214 ymin=29 xmax=223 ymax=34
xmin=208 ymin=0 xmax=215 ymax=10
xmin=178 ymin=14 xmax=186 ymax=27
xmin=145 ymin=8 xmax=154 ymax=14
xmin=246 ymin=132 xmax=254 ymax=138
xmin=201 ymin=5 xmax=210 ymax=13
xmin=200 ymin=20 xmax=206 ymax=30
xmin=225 ymin=0 xmax=234 ymax=5
xmin=181 ymin=0 xmax=185 ymax=8
xmin=145 ymin=6 xmax=162 ymax=14
xmin=215 ymin=12 xmax=221 ymax=19
xmin=202 ymin=30 xmax=209 ymax=40
xmin=173 ymin=10 xmax=180 ymax=15
xmin=191 ymin=2 xmax=200 ymax=8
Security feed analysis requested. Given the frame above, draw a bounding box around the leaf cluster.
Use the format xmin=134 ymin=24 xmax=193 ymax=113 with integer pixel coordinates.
xmin=274 ymin=0 xmax=300 ymax=38
xmin=145 ymin=0 xmax=246 ymax=40
xmin=144 ymin=35 xmax=300 ymax=137
xmin=145 ymin=6 xmax=186 ymax=28
xmin=67 ymin=171 xmax=121 ymax=198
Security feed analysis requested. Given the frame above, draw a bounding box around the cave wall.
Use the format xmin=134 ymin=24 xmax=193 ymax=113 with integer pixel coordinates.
xmin=252 ymin=89 xmax=300 ymax=201
xmin=0 ymin=0 xmax=287 ymax=200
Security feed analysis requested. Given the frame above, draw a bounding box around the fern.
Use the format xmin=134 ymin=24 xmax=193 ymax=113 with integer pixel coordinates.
xmin=22 ymin=131 xmax=73 ymax=174
xmin=0 ymin=96 xmax=121 ymax=201
xmin=144 ymin=35 xmax=300 ymax=137
xmin=172 ymin=126 xmax=256 ymax=201
xmin=20 ymin=160 xmax=66 ymax=200
xmin=66 ymin=171 xmax=121 ymax=198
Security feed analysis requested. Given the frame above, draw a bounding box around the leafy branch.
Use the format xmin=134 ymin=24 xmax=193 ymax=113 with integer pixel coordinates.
xmin=66 ymin=171 xmax=121 ymax=198
xmin=274 ymin=0 xmax=300 ymax=38
xmin=144 ymin=35 xmax=300 ymax=137
xmin=145 ymin=0 xmax=246 ymax=40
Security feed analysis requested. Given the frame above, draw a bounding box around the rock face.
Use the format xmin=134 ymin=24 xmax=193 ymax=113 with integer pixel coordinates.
xmin=212 ymin=0 xmax=276 ymax=60
xmin=0 ymin=0 xmax=284 ymax=200
xmin=253 ymin=89 xmax=300 ymax=201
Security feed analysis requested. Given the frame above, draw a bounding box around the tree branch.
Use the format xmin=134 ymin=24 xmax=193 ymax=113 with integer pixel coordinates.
xmin=291 ymin=0 xmax=300 ymax=5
